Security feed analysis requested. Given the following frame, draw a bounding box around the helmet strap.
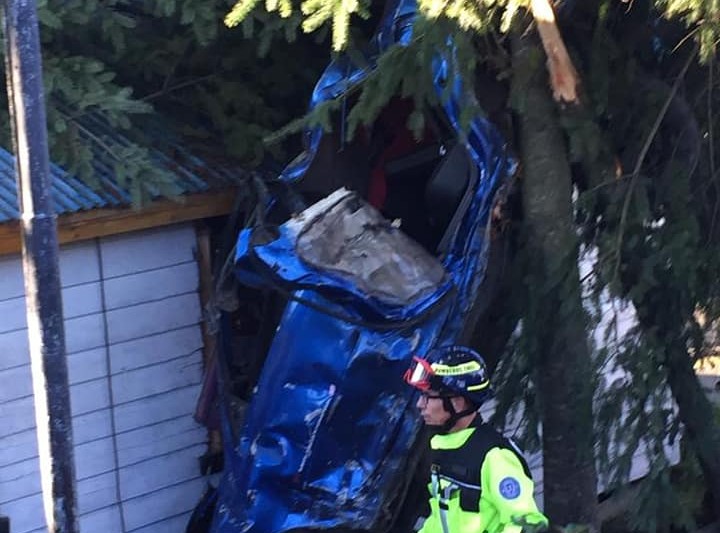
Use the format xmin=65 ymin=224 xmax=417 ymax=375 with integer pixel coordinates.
xmin=440 ymin=397 xmax=477 ymax=433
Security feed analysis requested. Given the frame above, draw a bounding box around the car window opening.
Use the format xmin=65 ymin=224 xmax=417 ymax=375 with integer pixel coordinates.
xmin=296 ymin=96 xmax=476 ymax=256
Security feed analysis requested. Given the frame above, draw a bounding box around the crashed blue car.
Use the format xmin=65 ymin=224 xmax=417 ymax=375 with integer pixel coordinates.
xmin=201 ymin=0 xmax=514 ymax=531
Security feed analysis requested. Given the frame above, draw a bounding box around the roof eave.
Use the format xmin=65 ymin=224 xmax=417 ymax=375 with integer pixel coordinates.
xmin=0 ymin=187 xmax=239 ymax=257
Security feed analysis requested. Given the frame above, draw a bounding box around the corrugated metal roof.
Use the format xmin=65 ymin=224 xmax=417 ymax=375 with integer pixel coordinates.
xmin=0 ymin=115 xmax=248 ymax=223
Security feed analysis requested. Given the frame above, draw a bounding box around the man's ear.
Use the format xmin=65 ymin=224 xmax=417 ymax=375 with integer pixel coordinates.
xmin=450 ymin=396 xmax=469 ymax=412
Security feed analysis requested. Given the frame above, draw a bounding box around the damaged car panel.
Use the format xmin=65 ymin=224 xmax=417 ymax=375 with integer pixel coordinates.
xmin=205 ymin=0 xmax=514 ymax=531
xmin=235 ymin=188 xmax=453 ymax=321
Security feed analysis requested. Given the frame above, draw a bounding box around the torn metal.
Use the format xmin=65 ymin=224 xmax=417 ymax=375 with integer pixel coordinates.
xmin=198 ymin=0 xmax=515 ymax=531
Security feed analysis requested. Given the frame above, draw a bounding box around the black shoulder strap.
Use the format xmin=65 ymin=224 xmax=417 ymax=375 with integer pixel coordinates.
xmin=493 ymin=431 xmax=533 ymax=480
xmin=469 ymin=423 xmax=533 ymax=479
xmin=431 ymin=422 xmax=532 ymax=485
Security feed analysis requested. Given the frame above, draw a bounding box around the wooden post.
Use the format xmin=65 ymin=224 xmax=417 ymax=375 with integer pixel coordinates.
xmin=195 ymin=224 xmax=224 ymax=463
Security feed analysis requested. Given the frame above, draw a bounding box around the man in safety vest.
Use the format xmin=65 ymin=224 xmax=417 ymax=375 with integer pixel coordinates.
xmin=404 ymin=345 xmax=548 ymax=533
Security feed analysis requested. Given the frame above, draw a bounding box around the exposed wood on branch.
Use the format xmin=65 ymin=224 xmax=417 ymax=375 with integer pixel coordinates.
xmin=530 ymin=0 xmax=580 ymax=104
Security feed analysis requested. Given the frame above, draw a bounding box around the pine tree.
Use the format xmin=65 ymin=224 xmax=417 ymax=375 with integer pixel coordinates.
xmin=0 ymin=0 xmax=326 ymax=203
xmin=221 ymin=0 xmax=720 ymax=528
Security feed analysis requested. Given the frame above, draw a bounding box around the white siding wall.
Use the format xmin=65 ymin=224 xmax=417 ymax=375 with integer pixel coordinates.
xmin=0 ymin=224 xmax=206 ymax=533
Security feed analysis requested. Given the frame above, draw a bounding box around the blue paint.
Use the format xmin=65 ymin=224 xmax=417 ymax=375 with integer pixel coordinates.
xmin=209 ymin=0 xmax=514 ymax=531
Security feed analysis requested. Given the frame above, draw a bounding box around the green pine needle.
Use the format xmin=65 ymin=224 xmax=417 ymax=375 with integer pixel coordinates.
xmin=225 ymin=0 xmax=262 ymax=27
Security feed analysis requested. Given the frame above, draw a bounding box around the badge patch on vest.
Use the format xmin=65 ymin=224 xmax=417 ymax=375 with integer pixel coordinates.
xmin=499 ymin=477 xmax=521 ymax=499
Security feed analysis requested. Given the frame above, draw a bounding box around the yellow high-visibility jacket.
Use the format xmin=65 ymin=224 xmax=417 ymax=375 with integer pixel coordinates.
xmin=419 ymin=422 xmax=548 ymax=533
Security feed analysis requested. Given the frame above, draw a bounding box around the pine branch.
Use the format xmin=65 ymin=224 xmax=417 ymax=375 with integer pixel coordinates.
xmin=611 ymin=47 xmax=697 ymax=283
xmin=141 ymin=74 xmax=217 ymax=102
xmin=67 ymin=116 xmax=122 ymax=162
xmin=226 ymin=0 xmax=264 ymax=27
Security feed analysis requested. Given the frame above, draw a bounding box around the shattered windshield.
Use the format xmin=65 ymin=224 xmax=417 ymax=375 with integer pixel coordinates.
xmin=291 ymin=189 xmax=448 ymax=307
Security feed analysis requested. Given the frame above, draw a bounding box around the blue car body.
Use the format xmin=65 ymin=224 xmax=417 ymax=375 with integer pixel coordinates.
xmin=209 ymin=0 xmax=513 ymax=531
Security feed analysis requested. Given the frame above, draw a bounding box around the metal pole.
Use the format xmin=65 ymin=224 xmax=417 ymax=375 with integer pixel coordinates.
xmin=1 ymin=1 xmax=79 ymax=532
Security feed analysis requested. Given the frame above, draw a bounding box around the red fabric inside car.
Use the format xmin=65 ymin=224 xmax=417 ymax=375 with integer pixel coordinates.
xmin=367 ymin=99 xmax=434 ymax=210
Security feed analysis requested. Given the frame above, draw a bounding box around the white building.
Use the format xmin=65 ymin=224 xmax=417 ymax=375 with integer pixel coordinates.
xmin=0 ymin=143 xmax=239 ymax=533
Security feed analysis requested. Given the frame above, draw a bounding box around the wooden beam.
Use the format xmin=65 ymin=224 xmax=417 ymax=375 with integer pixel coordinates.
xmin=195 ymin=223 xmax=217 ymax=371
xmin=0 ymin=188 xmax=238 ymax=257
xmin=194 ymin=223 xmax=224 ymax=459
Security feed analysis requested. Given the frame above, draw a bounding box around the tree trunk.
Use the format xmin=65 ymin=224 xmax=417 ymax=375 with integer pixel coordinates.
xmin=607 ymin=69 xmax=720 ymax=516
xmin=665 ymin=339 xmax=720 ymax=516
xmin=511 ymin=28 xmax=599 ymax=531
xmin=635 ymin=296 xmax=720 ymax=517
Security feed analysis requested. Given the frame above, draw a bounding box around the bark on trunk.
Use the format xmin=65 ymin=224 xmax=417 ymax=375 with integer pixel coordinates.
xmin=511 ymin=29 xmax=599 ymax=531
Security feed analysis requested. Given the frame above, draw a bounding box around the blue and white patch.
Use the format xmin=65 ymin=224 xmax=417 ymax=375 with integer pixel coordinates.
xmin=498 ymin=477 xmax=521 ymax=500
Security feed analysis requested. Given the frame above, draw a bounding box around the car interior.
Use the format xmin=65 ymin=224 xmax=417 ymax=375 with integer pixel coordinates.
xmin=296 ymin=97 xmax=477 ymax=257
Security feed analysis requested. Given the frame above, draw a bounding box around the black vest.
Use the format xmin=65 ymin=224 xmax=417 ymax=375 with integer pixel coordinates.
xmin=430 ymin=422 xmax=531 ymax=512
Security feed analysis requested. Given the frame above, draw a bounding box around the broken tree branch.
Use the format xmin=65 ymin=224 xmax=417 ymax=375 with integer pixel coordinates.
xmin=529 ymin=0 xmax=580 ymax=104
